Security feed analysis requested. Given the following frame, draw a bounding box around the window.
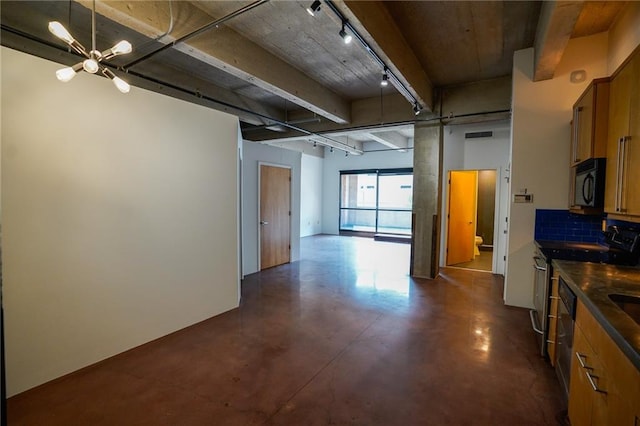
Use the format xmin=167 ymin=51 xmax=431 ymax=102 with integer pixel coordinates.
xmin=339 ymin=168 xmax=413 ymax=235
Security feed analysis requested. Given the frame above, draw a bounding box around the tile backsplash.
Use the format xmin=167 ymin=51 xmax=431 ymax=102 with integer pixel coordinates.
xmin=534 ymin=209 xmax=604 ymax=242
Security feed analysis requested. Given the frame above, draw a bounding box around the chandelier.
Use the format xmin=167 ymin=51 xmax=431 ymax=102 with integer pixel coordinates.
xmin=48 ymin=0 xmax=132 ymax=93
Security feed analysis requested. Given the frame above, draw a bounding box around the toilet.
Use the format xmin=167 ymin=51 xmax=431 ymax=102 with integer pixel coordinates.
xmin=474 ymin=236 xmax=483 ymax=256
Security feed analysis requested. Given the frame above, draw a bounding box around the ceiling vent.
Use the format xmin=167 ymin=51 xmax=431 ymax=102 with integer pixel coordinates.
xmin=465 ymin=131 xmax=493 ymax=139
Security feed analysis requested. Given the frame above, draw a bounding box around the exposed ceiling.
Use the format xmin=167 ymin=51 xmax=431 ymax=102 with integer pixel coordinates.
xmin=0 ymin=1 xmax=628 ymax=154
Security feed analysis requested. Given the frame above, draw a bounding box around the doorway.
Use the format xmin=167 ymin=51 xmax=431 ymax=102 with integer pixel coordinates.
xmin=446 ymin=169 xmax=496 ymax=271
xmin=259 ymin=164 xmax=291 ymax=270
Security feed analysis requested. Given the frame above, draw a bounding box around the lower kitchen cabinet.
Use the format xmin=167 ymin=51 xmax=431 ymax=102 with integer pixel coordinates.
xmin=547 ymin=271 xmax=559 ymax=366
xmin=568 ymin=300 xmax=640 ymax=425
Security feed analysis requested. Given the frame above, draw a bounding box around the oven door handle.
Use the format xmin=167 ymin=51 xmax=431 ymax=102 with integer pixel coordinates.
xmin=529 ymin=309 xmax=543 ymax=335
xmin=533 ymin=256 xmax=547 ymax=271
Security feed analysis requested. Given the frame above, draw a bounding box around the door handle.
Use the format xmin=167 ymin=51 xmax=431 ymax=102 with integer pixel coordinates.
xmin=260 ymin=221 xmax=269 ymax=225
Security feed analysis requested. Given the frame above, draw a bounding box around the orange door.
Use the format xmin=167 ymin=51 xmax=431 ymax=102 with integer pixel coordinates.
xmin=447 ymin=170 xmax=477 ymax=265
xmin=260 ymin=164 xmax=291 ymax=270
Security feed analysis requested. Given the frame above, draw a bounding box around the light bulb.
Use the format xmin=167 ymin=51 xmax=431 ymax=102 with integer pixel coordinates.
xmin=340 ymin=28 xmax=352 ymax=44
xmin=112 ymin=76 xmax=130 ymax=93
xmin=55 ymin=66 xmax=78 ymax=82
xmin=381 ymin=73 xmax=389 ymax=87
xmin=48 ymin=21 xmax=75 ymax=44
xmin=111 ymin=40 xmax=132 ymax=55
xmin=83 ymin=58 xmax=99 ymax=74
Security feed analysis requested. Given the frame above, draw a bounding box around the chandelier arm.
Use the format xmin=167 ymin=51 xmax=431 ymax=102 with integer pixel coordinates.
xmin=68 ymin=40 xmax=90 ymax=58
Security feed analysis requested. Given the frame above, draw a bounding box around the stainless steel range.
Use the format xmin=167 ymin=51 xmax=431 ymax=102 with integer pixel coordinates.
xmin=531 ymin=225 xmax=640 ymax=361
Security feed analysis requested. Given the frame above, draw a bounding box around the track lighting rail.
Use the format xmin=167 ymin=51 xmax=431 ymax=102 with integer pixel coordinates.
xmin=321 ymin=0 xmax=422 ymax=113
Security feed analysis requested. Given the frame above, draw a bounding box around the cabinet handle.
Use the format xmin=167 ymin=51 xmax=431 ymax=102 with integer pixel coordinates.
xmin=549 ymin=296 xmax=560 ymax=300
xmin=620 ymin=136 xmax=630 ymax=213
xmin=616 ymin=136 xmax=632 ymax=213
xmin=548 ymin=315 xmax=558 ymax=319
xmin=572 ymin=107 xmax=581 ymax=164
xmin=575 ymin=352 xmax=593 ymax=369
xmin=585 ymin=371 xmax=607 ymax=394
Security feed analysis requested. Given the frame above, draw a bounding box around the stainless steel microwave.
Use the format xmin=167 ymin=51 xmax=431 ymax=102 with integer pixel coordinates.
xmin=574 ymin=158 xmax=606 ymax=207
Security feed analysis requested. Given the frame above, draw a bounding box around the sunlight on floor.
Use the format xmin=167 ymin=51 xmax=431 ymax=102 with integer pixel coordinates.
xmin=352 ymin=238 xmax=411 ymax=296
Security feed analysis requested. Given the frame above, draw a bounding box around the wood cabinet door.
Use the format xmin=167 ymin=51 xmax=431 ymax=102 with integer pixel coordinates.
xmin=568 ymin=325 xmax=595 ymax=426
xmin=605 ymin=58 xmax=633 ymax=213
xmin=547 ymin=273 xmax=559 ymax=366
xmin=623 ymin=52 xmax=640 ymax=215
xmin=575 ymin=86 xmax=594 ymax=165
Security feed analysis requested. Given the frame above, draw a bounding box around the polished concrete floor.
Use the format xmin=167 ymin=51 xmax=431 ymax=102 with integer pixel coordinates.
xmin=8 ymin=235 xmax=564 ymax=425
xmin=451 ymin=249 xmax=494 ymax=271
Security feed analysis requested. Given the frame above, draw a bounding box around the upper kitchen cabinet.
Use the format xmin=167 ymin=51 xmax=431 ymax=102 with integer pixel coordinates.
xmin=570 ymin=78 xmax=610 ymax=167
xmin=605 ymin=48 xmax=640 ymax=219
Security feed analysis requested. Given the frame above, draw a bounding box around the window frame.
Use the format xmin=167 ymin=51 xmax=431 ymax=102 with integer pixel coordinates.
xmin=339 ymin=168 xmax=413 ymax=236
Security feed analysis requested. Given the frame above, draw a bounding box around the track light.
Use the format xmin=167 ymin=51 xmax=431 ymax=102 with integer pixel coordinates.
xmin=413 ymin=103 xmax=422 ymax=116
xmin=381 ymin=69 xmax=389 ymax=87
xmin=345 ymin=151 xmax=349 ymax=157
xmin=313 ymin=141 xmax=317 ymax=148
xmin=47 ymin=0 xmax=132 ymax=93
xmin=330 ymin=147 xmax=334 ymax=153
xmin=339 ymin=23 xmax=352 ymax=44
xmin=307 ymin=0 xmax=321 ymax=16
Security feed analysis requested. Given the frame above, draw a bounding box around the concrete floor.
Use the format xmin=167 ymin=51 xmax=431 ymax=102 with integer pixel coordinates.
xmin=451 ymin=249 xmax=494 ymax=271
xmin=7 ymin=235 xmax=564 ymax=425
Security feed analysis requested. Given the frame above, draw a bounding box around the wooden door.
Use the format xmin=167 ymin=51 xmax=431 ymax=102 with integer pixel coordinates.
xmin=260 ymin=165 xmax=291 ymax=270
xmin=446 ymin=171 xmax=477 ymax=265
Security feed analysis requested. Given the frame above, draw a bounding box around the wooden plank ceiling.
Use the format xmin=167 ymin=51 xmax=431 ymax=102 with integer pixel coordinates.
xmin=0 ymin=1 xmax=627 ymax=152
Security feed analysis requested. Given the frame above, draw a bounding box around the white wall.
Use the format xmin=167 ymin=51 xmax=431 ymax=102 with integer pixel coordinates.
xmin=242 ymin=142 xmax=301 ymax=276
xmin=300 ymin=153 xmax=324 ymax=237
xmin=322 ymin=147 xmax=413 ymax=235
xmin=440 ymin=122 xmax=511 ymax=274
xmin=608 ymin=2 xmax=640 ymax=74
xmin=1 ymin=47 xmax=240 ymax=396
xmin=506 ymin=33 xmax=609 ymax=308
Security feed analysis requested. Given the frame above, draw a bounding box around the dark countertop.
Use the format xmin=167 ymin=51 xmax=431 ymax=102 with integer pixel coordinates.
xmin=552 ymin=260 xmax=640 ymax=371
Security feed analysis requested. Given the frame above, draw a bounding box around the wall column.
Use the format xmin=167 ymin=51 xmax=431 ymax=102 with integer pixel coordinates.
xmin=411 ymin=122 xmax=443 ymax=279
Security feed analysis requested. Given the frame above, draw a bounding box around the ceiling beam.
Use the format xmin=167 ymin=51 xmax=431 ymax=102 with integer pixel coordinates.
xmin=263 ymin=134 xmax=364 ymax=155
xmin=82 ymin=0 xmax=352 ymax=123
xmin=339 ymin=0 xmax=434 ymax=111
xmin=533 ymin=1 xmax=584 ymax=81
xmin=243 ymin=93 xmax=420 ymax=142
xmin=363 ymin=131 xmax=409 ymax=151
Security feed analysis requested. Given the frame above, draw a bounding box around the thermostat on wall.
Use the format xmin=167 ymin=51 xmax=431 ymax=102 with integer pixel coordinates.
xmin=513 ymin=193 xmax=534 ymax=203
